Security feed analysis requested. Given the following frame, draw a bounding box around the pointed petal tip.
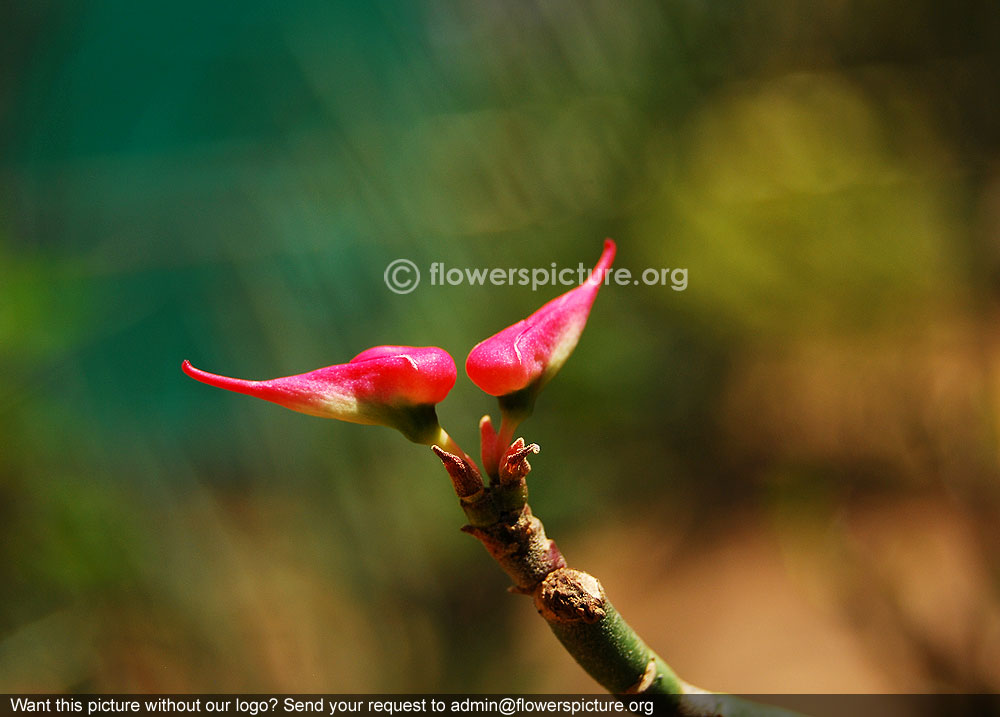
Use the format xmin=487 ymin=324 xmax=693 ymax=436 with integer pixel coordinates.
xmin=180 ymin=360 xmax=255 ymax=393
xmin=182 ymin=359 xmax=209 ymax=381
xmin=590 ymin=239 xmax=617 ymax=284
xmin=181 ymin=359 xmax=202 ymax=379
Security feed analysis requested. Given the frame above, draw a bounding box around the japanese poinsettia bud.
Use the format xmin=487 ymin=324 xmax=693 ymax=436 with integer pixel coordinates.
xmin=182 ymin=345 xmax=456 ymax=444
xmin=465 ymin=240 xmax=616 ymax=415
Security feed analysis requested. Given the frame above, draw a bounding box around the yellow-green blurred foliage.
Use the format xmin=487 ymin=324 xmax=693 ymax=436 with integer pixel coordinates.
xmin=2 ymin=0 xmax=999 ymax=693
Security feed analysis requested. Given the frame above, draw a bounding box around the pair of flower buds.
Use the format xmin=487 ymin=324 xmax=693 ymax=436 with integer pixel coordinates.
xmin=183 ymin=240 xmax=616 ymax=471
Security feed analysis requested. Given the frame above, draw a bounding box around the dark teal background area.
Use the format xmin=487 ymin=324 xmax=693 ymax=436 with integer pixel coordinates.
xmin=2 ymin=0 xmax=1000 ymax=693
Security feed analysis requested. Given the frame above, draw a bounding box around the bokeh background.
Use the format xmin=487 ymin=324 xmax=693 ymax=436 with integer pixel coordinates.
xmin=2 ymin=0 xmax=1000 ymax=694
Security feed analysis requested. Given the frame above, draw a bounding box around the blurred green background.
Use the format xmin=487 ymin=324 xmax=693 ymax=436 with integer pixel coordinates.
xmin=2 ymin=0 xmax=1000 ymax=694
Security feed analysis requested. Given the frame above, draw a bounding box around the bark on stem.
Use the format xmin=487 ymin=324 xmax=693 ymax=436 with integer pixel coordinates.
xmin=435 ymin=445 xmax=804 ymax=716
xmin=534 ymin=567 xmax=684 ymax=695
xmin=460 ymin=495 xmax=683 ymax=696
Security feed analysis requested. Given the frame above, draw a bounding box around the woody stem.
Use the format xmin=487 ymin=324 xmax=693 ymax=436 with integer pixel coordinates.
xmin=441 ymin=452 xmax=802 ymax=716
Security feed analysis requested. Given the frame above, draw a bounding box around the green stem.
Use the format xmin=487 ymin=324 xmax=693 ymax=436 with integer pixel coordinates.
xmin=533 ymin=567 xmax=683 ymax=694
xmin=434 ymin=442 xmax=804 ymax=715
xmin=495 ymin=414 xmax=519 ymax=455
xmin=445 ymin=463 xmax=803 ymax=715
xmin=434 ymin=427 xmax=476 ymax=467
xmin=533 ymin=567 xmax=803 ymax=715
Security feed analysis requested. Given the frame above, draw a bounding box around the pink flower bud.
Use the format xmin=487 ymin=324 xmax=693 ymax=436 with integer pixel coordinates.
xmin=182 ymin=346 xmax=456 ymax=444
xmin=466 ymin=240 xmax=616 ymax=401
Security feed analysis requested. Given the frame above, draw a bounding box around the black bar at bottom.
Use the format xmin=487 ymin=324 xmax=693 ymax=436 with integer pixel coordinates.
xmin=1 ymin=694 xmax=998 ymax=717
